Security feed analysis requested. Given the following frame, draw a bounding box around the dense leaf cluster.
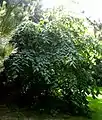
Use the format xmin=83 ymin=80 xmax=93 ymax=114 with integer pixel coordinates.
xmin=3 ymin=16 xmax=101 ymax=115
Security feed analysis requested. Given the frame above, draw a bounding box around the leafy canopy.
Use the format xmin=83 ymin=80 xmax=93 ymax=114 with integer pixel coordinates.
xmin=4 ymin=11 xmax=101 ymax=115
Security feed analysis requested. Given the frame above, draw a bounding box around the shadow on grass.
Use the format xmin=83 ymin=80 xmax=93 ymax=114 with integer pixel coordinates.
xmin=0 ymin=106 xmax=87 ymax=120
xmin=1 ymin=96 xmax=102 ymax=120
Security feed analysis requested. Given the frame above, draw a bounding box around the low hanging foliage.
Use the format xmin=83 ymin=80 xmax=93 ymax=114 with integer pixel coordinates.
xmin=4 ymin=14 xmax=101 ymax=116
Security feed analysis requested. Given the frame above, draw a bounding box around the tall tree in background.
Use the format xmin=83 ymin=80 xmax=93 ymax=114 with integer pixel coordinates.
xmin=87 ymin=17 xmax=102 ymax=40
xmin=0 ymin=0 xmax=26 ymax=69
xmin=0 ymin=0 xmax=43 ymax=34
xmin=0 ymin=0 xmax=43 ymax=69
xmin=33 ymin=0 xmax=43 ymax=23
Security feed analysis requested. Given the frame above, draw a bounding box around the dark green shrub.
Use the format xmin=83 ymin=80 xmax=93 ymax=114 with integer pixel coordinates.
xmin=92 ymin=59 xmax=102 ymax=87
xmin=4 ymin=17 xmax=101 ymax=116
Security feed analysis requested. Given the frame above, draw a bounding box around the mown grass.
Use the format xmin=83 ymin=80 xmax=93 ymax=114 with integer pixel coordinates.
xmin=88 ymin=96 xmax=102 ymax=120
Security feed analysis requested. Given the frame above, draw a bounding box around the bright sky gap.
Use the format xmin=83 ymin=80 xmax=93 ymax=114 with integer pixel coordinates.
xmin=42 ymin=0 xmax=102 ymax=21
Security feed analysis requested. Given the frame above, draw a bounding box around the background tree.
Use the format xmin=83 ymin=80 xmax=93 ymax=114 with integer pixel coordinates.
xmin=86 ymin=17 xmax=102 ymax=40
xmin=0 ymin=0 xmax=43 ymax=69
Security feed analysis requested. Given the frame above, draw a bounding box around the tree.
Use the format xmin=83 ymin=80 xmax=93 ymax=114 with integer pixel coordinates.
xmin=0 ymin=1 xmax=25 ymax=69
xmin=0 ymin=0 xmax=43 ymax=71
xmin=3 ymin=9 xmax=101 ymax=116
xmin=32 ymin=0 xmax=43 ymax=23
xmin=86 ymin=17 xmax=102 ymax=40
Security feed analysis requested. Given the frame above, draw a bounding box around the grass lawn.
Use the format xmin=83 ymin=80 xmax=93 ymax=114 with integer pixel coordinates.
xmin=88 ymin=96 xmax=102 ymax=120
xmin=0 ymin=91 xmax=102 ymax=120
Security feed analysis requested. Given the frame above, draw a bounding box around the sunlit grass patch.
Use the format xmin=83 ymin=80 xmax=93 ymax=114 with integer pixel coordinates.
xmin=88 ymin=88 xmax=102 ymax=120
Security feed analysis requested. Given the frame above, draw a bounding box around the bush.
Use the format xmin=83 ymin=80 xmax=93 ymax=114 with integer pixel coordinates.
xmin=92 ymin=59 xmax=102 ymax=87
xmin=4 ymin=16 xmax=101 ymax=116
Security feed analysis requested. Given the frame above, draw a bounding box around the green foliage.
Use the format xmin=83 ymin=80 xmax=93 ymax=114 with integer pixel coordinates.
xmin=0 ymin=40 xmax=13 ymax=70
xmin=0 ymin=0 xmax=43 ymax=36
xmin=0 ymin=1 xmax=25 ymax=36
xmin=92 ymin=59 xmax=102 ymax=87
xmin=4 ymin=13 xmax=101 ymax=116
xmin=0 ymin=0 xmax=40 ymax=69
xmin=87 ymin=17 xmax=102 ymax=40
xmin=0 ymin=1 xmax=22 ymax=70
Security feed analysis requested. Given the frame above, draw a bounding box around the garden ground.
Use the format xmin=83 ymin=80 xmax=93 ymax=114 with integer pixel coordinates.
xmin=0 ymin=91 xmax=102 ymax=120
